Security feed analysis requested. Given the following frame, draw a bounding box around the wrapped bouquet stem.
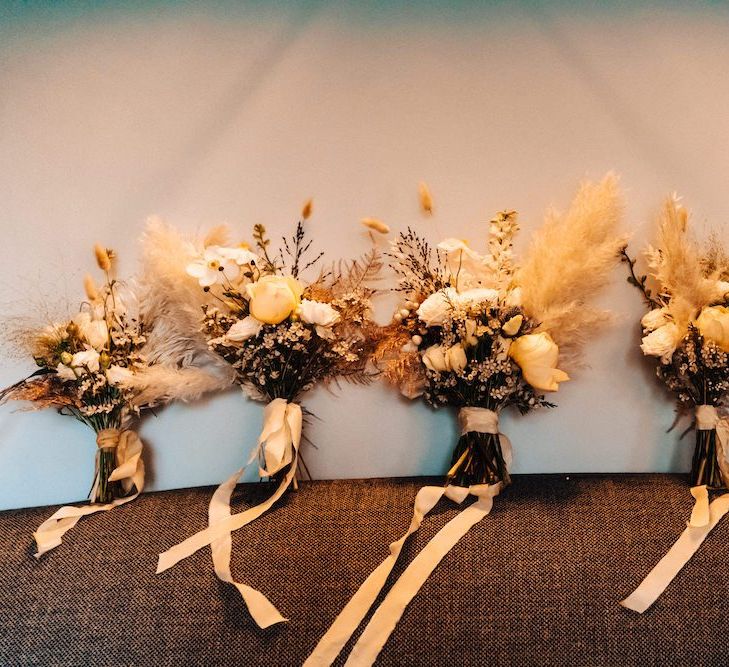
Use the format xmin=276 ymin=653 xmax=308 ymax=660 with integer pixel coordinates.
xmin=144 ymin=206 xmax=380 ymax=627
xmin=307 ymin=175 xmax=625 ymax=665
xmin=621 ymin=196 xmax=729 ymax=612
xmin=1 ymin=244 xmax=226 ymax=557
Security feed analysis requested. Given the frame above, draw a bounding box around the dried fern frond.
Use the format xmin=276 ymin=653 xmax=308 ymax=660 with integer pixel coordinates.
xmin=518 ymin=173 xmax=626 ymax=370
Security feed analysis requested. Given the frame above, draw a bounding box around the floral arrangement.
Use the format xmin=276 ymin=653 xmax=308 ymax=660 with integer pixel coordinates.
xmin=622 ymin=196 xmax=729 ymax=490
xmin=620 ymin=196 xmax=729 ymax=614
xmin=0 ymin=244 xmax=226 ymax=556
xmin=306 ymin=176 xmax=626 ymax=666
xmin=145 ymin=203 xmax=380 ymax=627
xmin=374 ymin=177 xmax=625 ymax=488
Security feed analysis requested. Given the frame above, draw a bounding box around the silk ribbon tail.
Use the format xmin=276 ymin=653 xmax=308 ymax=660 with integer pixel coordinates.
xmin=209 ymin=465 xmax=288 ymax=628
xmin=621 ymin=493 xmax=729 ymax=613
xmin=344 ymin=491 xmax=497 ymax=667
xmin=303 ymin=485 xmax=448 ymax=667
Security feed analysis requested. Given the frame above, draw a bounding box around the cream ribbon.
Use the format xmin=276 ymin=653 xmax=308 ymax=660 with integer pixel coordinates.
xmin=620 ymin=493 xmax=729 ymax=613
xmin=620 ymin=404 xmax=729 ymax=612
xmin=33 ymin=428 xmax=144 ymax=557
xmin=156 ymin=397 xmax=302 ymax=629
xmin=305 ymin=407 xmax=504 ymax=667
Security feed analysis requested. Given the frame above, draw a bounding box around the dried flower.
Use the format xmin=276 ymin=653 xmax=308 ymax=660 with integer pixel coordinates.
xmin=361 ymin=217 xmax=390 ymax=235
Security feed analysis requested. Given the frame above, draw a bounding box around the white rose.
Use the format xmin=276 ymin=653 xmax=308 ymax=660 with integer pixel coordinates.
xmin=225 ymin=316 xmax=263 ymax=342
xmin=416 ymin=288 xmax=459 ymax=327
xmin=640 ymin=323 xmax=680 ymax=363
xmin=445 ymin=344 xmax=468 ymax=372
xmin=71 ymin=349 xmax=100 ymax=373
xmin=456 ymin=288 xmax=499 ymax=306
xmin=509 ymin=332 xmax=569 ymax=392
xmin=82 ymin=319 xmax=109 ymax=350
xmin=106 ymin=364 xmax=134 ymax=385
xmin=298 ymin=299 xmax=341 ymax=327
xmin=55 ymin=363 xmax=77 ymax=381
xmin=422 ymin=345 xmax=449 ymax=372
xmin=641 ymin=308 xmax=671 ymax=332
xmin=246 ymin=275 xmax=303 ymax=325
xmin=696 ymin=306 xmax=729 ymax=352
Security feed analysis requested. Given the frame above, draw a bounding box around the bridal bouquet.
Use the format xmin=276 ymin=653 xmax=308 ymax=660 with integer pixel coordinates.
xmin=621 ymin=196 xmax=729 ymax=613
xmin=147 ymin=204 xmax=380 ymax=628
xmin=307 ymin=176 xmax=625 ymax=666
xmin=1 ymin=245 xmax=225 ymax=556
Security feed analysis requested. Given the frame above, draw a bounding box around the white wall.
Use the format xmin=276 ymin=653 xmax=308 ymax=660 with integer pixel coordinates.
xmin=1 ymin=1 xmax=728 ymax=509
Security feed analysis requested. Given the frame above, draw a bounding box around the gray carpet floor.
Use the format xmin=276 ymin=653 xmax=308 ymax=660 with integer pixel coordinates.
xmin=1 ymin=474 xmax=727 ymax=666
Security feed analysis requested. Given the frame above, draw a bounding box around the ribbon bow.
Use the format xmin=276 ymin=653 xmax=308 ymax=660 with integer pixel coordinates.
xmin=33 ymin=428 xmax=144 ymax=557
xmin=157 ymin=397 xmax=302 ymax=629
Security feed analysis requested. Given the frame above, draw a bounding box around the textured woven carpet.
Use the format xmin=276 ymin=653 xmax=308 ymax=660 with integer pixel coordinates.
xmin=1 ymin=474 xmax=728 ymax=666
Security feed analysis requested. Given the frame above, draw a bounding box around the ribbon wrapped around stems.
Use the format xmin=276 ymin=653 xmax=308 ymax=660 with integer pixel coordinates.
xmin=305 ymin=407 xmax=508 ymax=667
xmin=621 ymin=405 xmax=729 ymax=613
xmin=156 ymin=397 xmax=302 ymax=629
xmin=33 ymin=428 xmax=144 ymax=557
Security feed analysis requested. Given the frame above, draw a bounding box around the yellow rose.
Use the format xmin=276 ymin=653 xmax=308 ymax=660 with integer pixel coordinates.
xmin=696 ymin=306 xmax=729 ymax=352
xmin=246 ymin=275 xmax=303 ymax=325
xmin=509 ymin=332 xmax=569 ymax=392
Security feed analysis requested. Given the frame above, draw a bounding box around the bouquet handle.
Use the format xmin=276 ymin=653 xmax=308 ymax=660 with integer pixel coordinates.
xmin=33 ymin=429 xmax=144 ymax=557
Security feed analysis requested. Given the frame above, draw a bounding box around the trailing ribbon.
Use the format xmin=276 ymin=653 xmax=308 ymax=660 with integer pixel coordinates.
xmin=620 ymin=493 xmax=729 ymax=613
xmin=620 ymin=404 xmax=729 ymax=612
xmin=305 ymin=407 xmax=504 ymax=667
xmin=33 ymin=428 xmax=144 ymax=557
xmin=156 ymin=397 xmax=302 ymax=629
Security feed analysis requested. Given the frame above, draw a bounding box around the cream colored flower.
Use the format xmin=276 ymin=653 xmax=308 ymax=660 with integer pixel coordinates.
xmin=72 ymin=312 xmax=108 ymax=350
xmin=640 ymin=323 xmax=680 ymax=362
xmin=298 ymin=299 xmax=341 ymax=327
xmin=226 ymin=316 xmax=263 ymax=342
xmin=246 ymin=275 xmax=303 ymax=324
xmin=641 ymin=308 xmax=671 ymax=332
xmin=186 ymin=247 xmax=238 ymax=287
xmin=422 ymin=343 xmax=467 ymax=373
xmin=502 ymin=314 xmax=523 ymax=337
xmin=711 ymin=280 xmax=729 ymax=303
xmin=106 ymin=365 xmax=134 ymax=385
xmin=55 ymin=363 xmax=77 ymax=381
xmin=445 ymin=344 xmax=467 ymax=372
xmin=509 ymin=332 xmax=569 ymax=392
xmin=219 ymin=246 xmax=259 ymax=266
xmin=505 ymin=287 xmax=522 ymax=307
xmin=416 ymin=288 xmax=459 ymax=327
xmin=422 ymin=345 xmax=449 ymax=372
xmin=437 ymin=239 xmax=493 ymax=290
xmin=463 ymin=319 xmax=479 ymax=346
xmin=696 ymin=306 xmax=729 ymax=352
xmin=84 ymin=320 xmax=109 ymax=350
xmin=457 ymin=288 xmax=499 ymax=305
xmin=71 ymin=348 xmax=101 ymax=373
